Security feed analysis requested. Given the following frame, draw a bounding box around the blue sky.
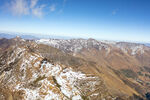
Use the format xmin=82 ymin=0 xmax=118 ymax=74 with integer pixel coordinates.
xmin=0 ymin=0 xmax=150 ymax=42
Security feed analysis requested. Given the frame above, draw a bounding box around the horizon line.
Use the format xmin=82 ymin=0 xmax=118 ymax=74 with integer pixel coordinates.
xmin=0 ymin=30 xmax=150 ymax=44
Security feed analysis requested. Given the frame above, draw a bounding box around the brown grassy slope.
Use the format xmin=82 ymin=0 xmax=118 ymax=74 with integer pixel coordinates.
xmin=73 ymin=47 xmax=147 ymax=97
xmin=34 ymin=44 xmax=145 ymax=99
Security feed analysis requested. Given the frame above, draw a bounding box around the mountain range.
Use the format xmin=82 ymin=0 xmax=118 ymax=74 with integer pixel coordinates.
xmin=0 ymin=36 xmax=150 ymax=100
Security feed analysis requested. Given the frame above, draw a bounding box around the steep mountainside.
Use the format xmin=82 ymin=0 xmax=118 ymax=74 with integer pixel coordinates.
xmin=0 ymin=38 xmax=112 ymax=100
xmin=0 ymin=37 xmax=149 ymax=100
xmin=37 ymin=38 xmax=150 ymax=97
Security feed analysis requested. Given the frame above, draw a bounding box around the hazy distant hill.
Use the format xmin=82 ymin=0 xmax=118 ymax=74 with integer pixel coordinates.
xmin=0 ymin=33 xmax=39 ymax=39
xmin=0 ymin=32 xmax=72 ymax=40
xmin=144 ymin=43 xmax=150 ymax=47
xmin=0 ymin=33 xmax=17 ymax=39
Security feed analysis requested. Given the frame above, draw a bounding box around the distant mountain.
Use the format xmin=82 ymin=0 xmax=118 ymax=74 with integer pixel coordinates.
xmin=0 ymin=33 xmax=17 ymax=39
xmin=36 ymin=38 xmax=148 ymax=56
xmin=0 ymin=33 xmax=39 ymax=40
xmin=144 ymin=43 xmax=150 ymax=47
xmin=0 ymin=32 xmax=72 ymax=40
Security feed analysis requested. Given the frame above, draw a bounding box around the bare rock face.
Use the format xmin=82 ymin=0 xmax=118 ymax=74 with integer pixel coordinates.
xmin=0 ymin=38 xmax=148 ymax=100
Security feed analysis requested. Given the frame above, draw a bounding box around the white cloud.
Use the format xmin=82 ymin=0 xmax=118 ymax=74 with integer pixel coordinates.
xmin=11 ymin=0 xmax=29 ymax=16
xmin=7 ymin=0 xmax=66 ymax=17
xmin=30 ymin=0 xmax=38 ymax=8
xmin=57 ymin=0 xmax=67 ymax=14
xmin=30 ymin=0 xmax=45 ymax=18
xmin=10 ymin=0 xmax=44 ymax=17
xmin=50 ymin=4 xmax=56 ymax=12
xmin=32 ymin=5 xmax=45 ymax=18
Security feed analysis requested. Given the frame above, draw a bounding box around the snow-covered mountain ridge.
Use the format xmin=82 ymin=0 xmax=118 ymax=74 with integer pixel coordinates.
xmin=36 ymin=38 xmax=149 ymax=55
xmin=0 ymin=38 xmax=112 ymax=100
